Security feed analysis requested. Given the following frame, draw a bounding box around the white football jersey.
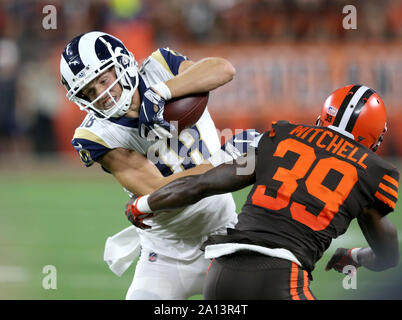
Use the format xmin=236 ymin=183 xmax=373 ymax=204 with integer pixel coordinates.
xmin=72 ymin=48 xmax=238 ymax=258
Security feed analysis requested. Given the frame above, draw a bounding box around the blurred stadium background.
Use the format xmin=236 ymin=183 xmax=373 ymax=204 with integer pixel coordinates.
xmin=0 ymin=0 xmax=402 ymax=300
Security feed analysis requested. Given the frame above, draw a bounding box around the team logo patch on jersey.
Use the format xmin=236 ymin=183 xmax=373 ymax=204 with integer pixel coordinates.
xmin=79 ymin=149 xmax=94 ymax=166
xmin=148 ymin=252 xmax=158 ymax=262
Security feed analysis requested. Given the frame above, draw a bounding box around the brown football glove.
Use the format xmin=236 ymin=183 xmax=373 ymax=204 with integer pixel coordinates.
xmin=125 ymin=197 xmax=153 ymax=230
xmin=325 ymin=248 xmax=361 ymax=273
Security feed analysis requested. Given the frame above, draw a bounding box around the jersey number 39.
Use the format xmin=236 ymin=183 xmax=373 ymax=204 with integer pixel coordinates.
xmin=252 ymin=138 xmax=358 ymax=231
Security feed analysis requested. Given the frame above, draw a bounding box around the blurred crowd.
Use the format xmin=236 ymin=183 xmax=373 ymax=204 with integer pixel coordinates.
xmin=1 ymin=0 xmax=402 ymax=157
xmin=148 ymin=0 xmax=402 ymax=43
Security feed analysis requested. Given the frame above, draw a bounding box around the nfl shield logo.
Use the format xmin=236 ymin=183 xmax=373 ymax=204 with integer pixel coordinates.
xmin=327 ymin=105 xmax=338 ymax=116
xmin=148 ymin=252 xmax=158 ymax=262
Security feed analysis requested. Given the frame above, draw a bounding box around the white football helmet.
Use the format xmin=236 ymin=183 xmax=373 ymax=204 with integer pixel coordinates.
xmin=60 ymin=31 xmax=139 ymax=119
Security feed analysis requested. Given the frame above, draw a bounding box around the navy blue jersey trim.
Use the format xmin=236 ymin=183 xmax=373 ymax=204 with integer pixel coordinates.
xmin=138 ymin=75 xmax=147 ymax=102
xmin=107 ymin=116 xmax=139 ymax=128
xmin=159 ymin=48 xmax=187 ymax=76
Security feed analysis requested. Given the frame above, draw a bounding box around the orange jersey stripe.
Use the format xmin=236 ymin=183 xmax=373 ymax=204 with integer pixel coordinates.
xmin=383 ymin=175 xmax=399 ymax=189
xmin=379 ymin=183 xmax=399 ymax=199
xmin=302 ymin=270 xmax=315 ymax=300
xmin=375 ymin=191 xmax=396 ymax=209
xmin=290 ymin=263 xmax=300 ymax=300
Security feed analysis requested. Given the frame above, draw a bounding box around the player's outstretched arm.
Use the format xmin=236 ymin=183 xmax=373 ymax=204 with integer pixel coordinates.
xmin=99 ymin=148 xmax=216 ymax=196
xmin=326 ymin=207 xmax=399 ymax=273
xmin=355 ymin=207 xmax=399 ymax=271
xmin=147 ymin=154 xmax=256 ymax=212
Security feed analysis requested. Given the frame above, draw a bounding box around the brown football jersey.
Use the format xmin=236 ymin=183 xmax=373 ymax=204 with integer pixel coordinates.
xmin=208 ymin=121 xmax=399 ymax=273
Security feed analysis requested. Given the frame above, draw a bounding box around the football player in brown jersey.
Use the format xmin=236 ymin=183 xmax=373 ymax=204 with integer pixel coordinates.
xmin=126 ymin=85 xmax=399 ymax=299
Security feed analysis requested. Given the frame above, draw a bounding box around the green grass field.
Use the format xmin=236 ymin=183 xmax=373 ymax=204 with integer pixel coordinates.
xmin=1 ymin=159 xmax=401 ymax=300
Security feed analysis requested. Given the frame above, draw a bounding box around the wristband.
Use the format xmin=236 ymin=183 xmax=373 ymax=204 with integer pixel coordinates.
xmin=152 ymin=82 xmax=172 ymax=100
xmin=350 ymin=247 xmax=362 ymax=264
xmin=135 ymin=195 xmax=152 ymax=213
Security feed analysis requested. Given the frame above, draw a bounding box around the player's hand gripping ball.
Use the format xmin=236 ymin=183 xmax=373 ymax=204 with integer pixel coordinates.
xmin=138 ymin=88 xmax=175 ymax=141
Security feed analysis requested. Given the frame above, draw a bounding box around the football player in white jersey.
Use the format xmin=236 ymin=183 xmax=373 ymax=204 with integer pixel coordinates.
xmin=60 ymin=31 xmax=241 ymax=299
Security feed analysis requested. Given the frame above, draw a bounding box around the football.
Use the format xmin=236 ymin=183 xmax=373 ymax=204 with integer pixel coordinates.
xmin=164 ymin=92 xmax=209 ymax=132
